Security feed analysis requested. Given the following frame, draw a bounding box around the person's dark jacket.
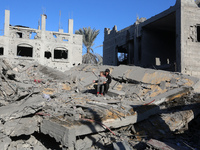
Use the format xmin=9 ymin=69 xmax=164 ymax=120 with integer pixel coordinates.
xmin=104 ymin=74 xmax=111 ymax=94
xmin=106 ymin=74 xmax=111 ymax=85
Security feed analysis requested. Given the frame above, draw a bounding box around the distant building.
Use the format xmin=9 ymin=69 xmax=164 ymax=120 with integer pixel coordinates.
xmin=0 ymin=10 xmax=82 ymax=71
xmin=103 ymin=0 xmax=200 ymax=77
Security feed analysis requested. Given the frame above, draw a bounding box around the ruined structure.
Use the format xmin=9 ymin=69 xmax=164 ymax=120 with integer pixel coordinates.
xmin=103 ymin=0 xmax=200 ymax=77
xmin=0 ymin=10 xmax=82 ymax=71
xmin=0 ymin=59 xmax=200 ymax=149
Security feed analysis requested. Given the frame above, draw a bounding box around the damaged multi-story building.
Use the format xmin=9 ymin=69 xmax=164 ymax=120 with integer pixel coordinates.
xmin=0 ymin=10 xmax=82 ymax=71
xmin=103 ymin=0 xmax=200 ymax=77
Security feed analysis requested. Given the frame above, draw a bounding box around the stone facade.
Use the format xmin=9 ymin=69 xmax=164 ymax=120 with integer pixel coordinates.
xmin=103 ymin=0 xmax=200 ymax=78
xmin=0 ymin=10 xmax=82 ymax=72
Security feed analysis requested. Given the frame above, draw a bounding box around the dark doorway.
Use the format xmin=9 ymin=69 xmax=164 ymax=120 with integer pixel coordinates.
xmin=17 ymin=45 xmax=33 ymax=57
xmin=142 ymin=12 xmax=176 ymax=71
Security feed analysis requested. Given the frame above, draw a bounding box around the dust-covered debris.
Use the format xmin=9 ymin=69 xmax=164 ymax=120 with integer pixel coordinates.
xmin=0 ymin=59 xmax=200 ymax=149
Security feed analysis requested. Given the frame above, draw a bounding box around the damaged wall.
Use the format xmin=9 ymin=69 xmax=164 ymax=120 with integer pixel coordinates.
xmin=180 ymin=0 xmax=200 ymax=77
xmin=0 ymin=10 xmax=82 ymax=72
xmin=103 ymin=0 xmax=200 ymax=78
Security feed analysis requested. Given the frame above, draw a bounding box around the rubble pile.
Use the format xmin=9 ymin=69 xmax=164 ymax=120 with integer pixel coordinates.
xmin=0 ymin=59 xmax=200 ymax=150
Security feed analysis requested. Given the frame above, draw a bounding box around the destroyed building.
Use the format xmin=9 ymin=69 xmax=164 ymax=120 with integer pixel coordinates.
xmin=1 ymin=58 xmax=200 ymax=149
xmin=1 ymin=1 xmax=200 ymax=149
xmin=0 ymin=10 xmax=82 ymax=72
xmin=103 ymin=0 xmax=200 ymax=78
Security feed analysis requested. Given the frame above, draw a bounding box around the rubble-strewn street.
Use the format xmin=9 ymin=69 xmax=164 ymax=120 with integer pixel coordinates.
xmin=0 ymin=58 xmax=200 ymax=150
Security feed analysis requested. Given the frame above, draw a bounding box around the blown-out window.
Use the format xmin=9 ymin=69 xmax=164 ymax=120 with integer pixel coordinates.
xmin=0 ymin=47 xmax=4 ymax=55
xmin=44 ymin=51 xmax=52 ymax=59
xmin=17 ymin=44 xmax=33 ymax=57
xmin=54 ymin=48 xmax=68 ymax=60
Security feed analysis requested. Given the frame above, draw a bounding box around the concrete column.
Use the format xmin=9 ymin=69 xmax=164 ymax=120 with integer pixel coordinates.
xmin=68 ymin=19 xmax=73 ymax=34
xmin=40 ymin=14 xmax=47 ymax=64
xmin=4 ymin=10 xmax=10 ymax=36
xmin=128 ymin=41 xmax=134 ymax=65
xmin=175 ymin=1 xmax=182 ymax=72
xmin=41 ymin=14 xmax=47 ymax=31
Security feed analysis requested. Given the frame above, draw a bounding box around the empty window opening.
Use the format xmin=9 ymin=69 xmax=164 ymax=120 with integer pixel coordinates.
xmin=17 ymin=32 xmax=23 ymax=38
xmin=62 ymin=38 xmax=69 ymax=42
xmin=117 ymin=45 xmax=128 ymax=65
xmin=0 ymin=47 xmax=4 ymax=55
xmin=17 ymin=46 xmax=33 ymax=57
xmin=44 ymin=51 xmax=52 ymax=59
xmin=54 ymin=49 xmax=68 ymax=59
xmin=197 ymin=25 xmax=200 ymax=42
xmin=29 ymin=32 xmax=37 ymax=39
xmin=118 ymin=52 xmax=128 ymax=65
xmin=53 ymin=34 xmax=57 ymax=38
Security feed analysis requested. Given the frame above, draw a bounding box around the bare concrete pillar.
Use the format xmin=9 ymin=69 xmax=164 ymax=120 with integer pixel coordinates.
xmin=4 ymin=10 xmax=10 ymax=36
xmin=41 ymin=14 xmax=47 ymax=31
xmin=68 ymin=19 xmax=73 ymax=34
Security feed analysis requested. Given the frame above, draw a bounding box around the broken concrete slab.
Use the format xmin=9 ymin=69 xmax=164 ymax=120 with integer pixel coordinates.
xmin=147 ymin=139 xmax=180 ymax=150
xmin=0 ymin=60 xmax=200 ymax=149
xmin=0 ymin=133 xmax=11 ymax=150
xmin=107 ymin=89 xmax=125 ymax=97
xmin=0 ymin=95 xmax=45 ymax=121
xmin=113 ymin=140 xmax=132 ymax=150
xmin=3 ymin=116 xmax=39 ymax=137
xmin=40 ymin=119 xmax=76 ymax=150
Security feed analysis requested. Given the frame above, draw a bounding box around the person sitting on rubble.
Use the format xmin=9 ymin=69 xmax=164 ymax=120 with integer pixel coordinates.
xmin=93 ymin=71 xmax=107 ymax=96
xmin=104 ymin=69 xmax=112 ymax=94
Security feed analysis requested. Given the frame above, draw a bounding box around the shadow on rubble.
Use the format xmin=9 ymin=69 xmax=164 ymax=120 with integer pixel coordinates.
xmin=76 ymin=97 xmax=200 ymax=149
xmin=79 ymin=109 xmax=114 ymax=150
xmin=129 ymin=105 xmax=172 ymax=149
xmin=83 ymin=89 xmax=96 ymax=94
xmin=82 ymin=85 xmax=101 ymax=95
xmin=130 ymin=102 xmax=200 ymax=149
xmin=33 ymin=132 xmax=62 ymax=150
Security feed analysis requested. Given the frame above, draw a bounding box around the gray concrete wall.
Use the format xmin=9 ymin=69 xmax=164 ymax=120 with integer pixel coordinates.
xmin=103 ymin=25 xmax=135 ymax=66
xmin=103 ymin=0 xmax=200 ymax=78
xmin=0 ymin=10 xmax=82 ymax=72
xmin=179 ymin=0 xmax=200 ymax=77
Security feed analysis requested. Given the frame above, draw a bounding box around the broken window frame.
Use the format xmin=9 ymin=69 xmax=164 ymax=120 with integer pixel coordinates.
xmin=16 ymin=44 xmax=33 ymax=59
xmin=16 ymin=32 xmax=23 ymax=38
xmin=53 ymin=47 xmax=69 ymax=62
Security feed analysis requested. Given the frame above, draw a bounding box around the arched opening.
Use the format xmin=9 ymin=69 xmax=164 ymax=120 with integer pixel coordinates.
xmin=53 ymin=48 xmax=68 ymax=60
xmin=17 ymin=44 xmax=33 ymax=57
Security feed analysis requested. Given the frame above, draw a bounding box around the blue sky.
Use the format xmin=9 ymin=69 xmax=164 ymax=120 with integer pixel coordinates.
xmin=0 ymin=0 xmax=176 ymax=56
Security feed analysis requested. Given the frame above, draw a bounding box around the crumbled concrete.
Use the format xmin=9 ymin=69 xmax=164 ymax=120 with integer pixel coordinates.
xmin=0 ymin=59 xmax=200 ymax=149
xmin=0 ymin=133 xmax=11 ymax=150
xmin=0 ymin=95 xmax=45 ymax=121
xmin=3 ymin=116 xmax=39 ymax=137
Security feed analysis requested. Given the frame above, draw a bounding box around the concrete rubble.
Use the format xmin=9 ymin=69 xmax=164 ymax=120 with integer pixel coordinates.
xmin=0 ymin=58 xmax=200 ymax=150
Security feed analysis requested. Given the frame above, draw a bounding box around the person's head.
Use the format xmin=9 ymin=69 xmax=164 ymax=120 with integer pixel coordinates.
xmin=100 ymin=71 xmax=104 ymax=76
xmin=105 ymin=69 xmax=110 ymax=75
